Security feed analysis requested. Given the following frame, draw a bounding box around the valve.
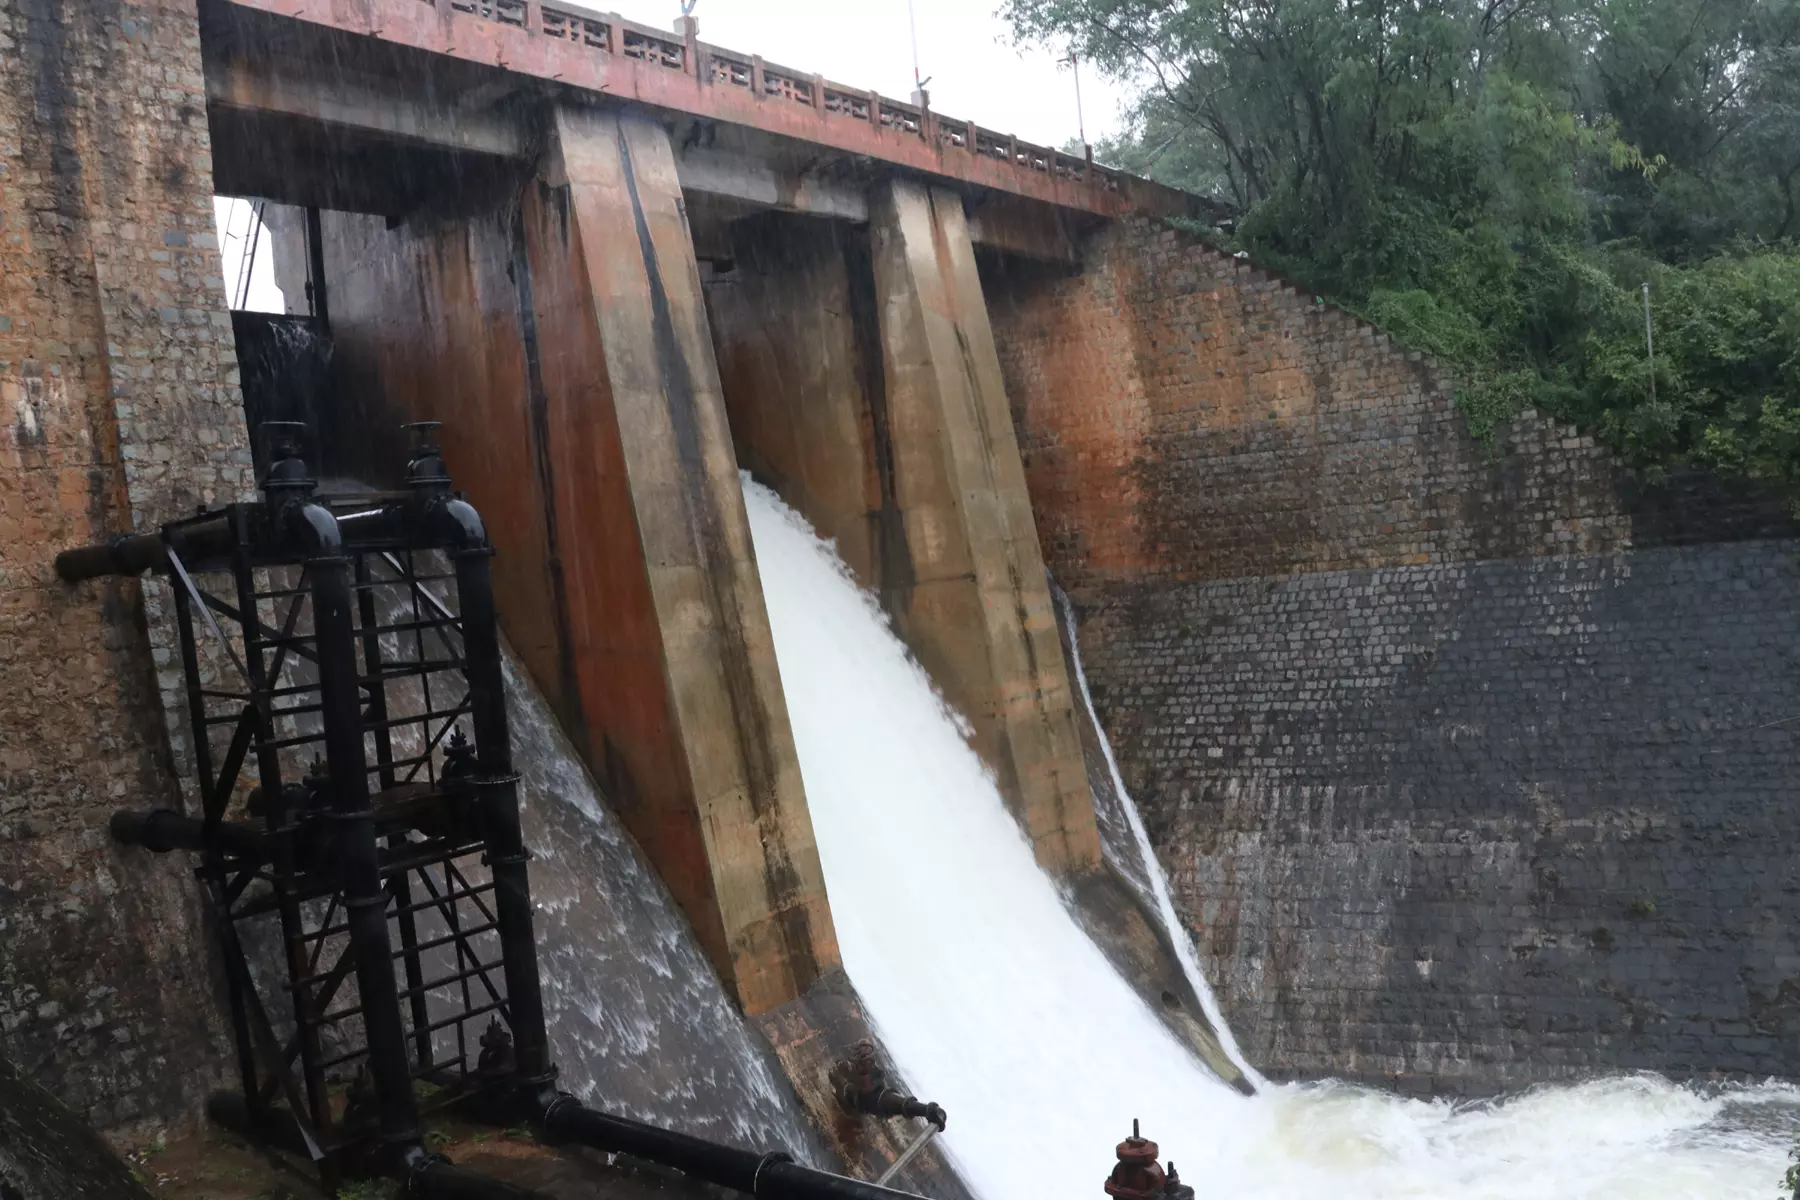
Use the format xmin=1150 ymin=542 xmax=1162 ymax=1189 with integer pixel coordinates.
xmin=1103 ymin=1120 xmax=1165 ymax=1200
xmin=403 ymin=421 xmax=452 ymax=495
xmin=1161 ymin=1161 xmax=1194 ymax=1200
xmin=258 ymin=421 xmax=317 ymax=504
xmin=478 ymin=1018 xmax=517 ymax=1079
xmin=828 ymin=1040 xmax=946 ymax=1130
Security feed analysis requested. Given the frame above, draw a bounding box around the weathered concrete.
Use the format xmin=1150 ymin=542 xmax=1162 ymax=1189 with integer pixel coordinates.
xmin=532 ymin=102 xmax=837 ymax=1017
xmin=201 ymin=0 xmax=1215 ymax=222
xmin=706 ymin=197 xmax=1101 ymax=876
xmin=319 ymin=105 xmax=838 ymax=1017
xmin=868 ymin=180 xmax=1100 ymax=875
xmin=706 ymin=214 xmax=888 ymax=594
xmin=751 ymin=972 xmax=975 ymax=1200
xmin=988 ymin=215 xmax=1800 ymax=1093
xmin=201 ymin=0 xmax=1094 ymax=259
xmin=0 ymin=1052 xmax=151 ymax=1199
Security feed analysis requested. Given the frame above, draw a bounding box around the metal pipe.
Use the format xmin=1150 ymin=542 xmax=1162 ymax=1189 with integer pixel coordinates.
xmin=55 ymin=507 xmax=261 ymax=581
xmin=55 ymin=533 xmax=166 ymax=582
xmin=436 ymin=495 xmax=552 ymax=1084
xmin=302 ymin=500 xmax=424 ymax=1160
xmin=209 ymin=1094 xmax=550 ymax=1200
xmin=537 ymin=1098 xmax=921 ymax=1200
xmin=111 ymin=809 xmax=268 ymax=859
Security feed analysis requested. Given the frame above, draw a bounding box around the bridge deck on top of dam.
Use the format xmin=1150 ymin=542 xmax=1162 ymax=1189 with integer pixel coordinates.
xmin=202 ymin=0 xmax=1217 ymax=233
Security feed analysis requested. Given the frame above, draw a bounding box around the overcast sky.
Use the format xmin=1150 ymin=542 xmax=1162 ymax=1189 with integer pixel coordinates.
xmin=593 ymin=0 xmax=1133 ymax=151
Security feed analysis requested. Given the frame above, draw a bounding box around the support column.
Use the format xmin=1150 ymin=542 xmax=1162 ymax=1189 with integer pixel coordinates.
xmin=867 ymin=179 xmax=1100 ymax=874
xmin=518 ymin=104 xmax=839 ymax=1013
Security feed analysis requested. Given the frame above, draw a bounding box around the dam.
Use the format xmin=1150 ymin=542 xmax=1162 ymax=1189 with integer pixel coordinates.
xmin=5 ymin=0 xmax=1800 ymax=1195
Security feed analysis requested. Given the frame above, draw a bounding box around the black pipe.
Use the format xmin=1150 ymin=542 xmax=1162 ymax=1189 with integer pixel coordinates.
xmin=111 ymin=809 xmax=267 ymax=859
xmin=209 ymin=1094 xmax=550 ymax=1200
xmin=852 ymin=1090 xmax=944 ymax=1128
xmin=54 ymin=496 xmax=426 ymax=583
xmin=54 ymin=533 xmax=167 ymax=582
xmin=55 ymin=510 xmax=253 ymax=581
xmin=436 ymin=495 xmax=552 ymax=1083
xmin=537 ymin=1098 xmax=920 ymax=1200
xmin=301 ymin=499 xmax=424 ymax=1159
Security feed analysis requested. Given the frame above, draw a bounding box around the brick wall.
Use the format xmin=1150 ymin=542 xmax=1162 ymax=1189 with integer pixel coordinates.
xmin=0 ymin=0 xmax=251 ymax=1132
xmin=986 ymin=217 xmax=1800 ymax=1092
xmin=988 ymin=221 xmax=1629 ymax=596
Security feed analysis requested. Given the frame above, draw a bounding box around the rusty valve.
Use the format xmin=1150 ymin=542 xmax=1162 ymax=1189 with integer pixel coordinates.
xmin=1103 ymin=1120 xmax=1166 ymax=1200
xmin=828 ymin=1040 xmax=946 ymax=1131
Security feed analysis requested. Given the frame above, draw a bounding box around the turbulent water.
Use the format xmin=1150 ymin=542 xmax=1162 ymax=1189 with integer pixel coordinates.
xmin=506 ymin=655 xmax=829 ymax=1162
xmin=741 ymin=478 xmax=1800 ymax=1200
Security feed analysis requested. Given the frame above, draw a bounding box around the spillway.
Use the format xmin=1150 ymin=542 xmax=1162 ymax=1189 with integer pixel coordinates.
xmin=741 ymin=477 xmax=1800 ymax=1200
xmin=505 ymin=653 xmax=828 ymax=1160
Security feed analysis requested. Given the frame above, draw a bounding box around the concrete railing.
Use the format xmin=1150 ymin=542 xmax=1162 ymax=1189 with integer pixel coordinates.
xmin=219 ymin=0 xmax=1199 ymax=216
xmin=440 ymin=0 xmax=1117 ymax=193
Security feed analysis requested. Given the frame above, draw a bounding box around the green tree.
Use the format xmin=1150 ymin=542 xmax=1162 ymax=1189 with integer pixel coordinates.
xmin=1004 ymin=0 xmax=1800 ymax=494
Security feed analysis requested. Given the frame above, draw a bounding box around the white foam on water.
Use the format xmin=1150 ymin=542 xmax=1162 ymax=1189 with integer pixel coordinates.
xmin=741 ymin=477 xmax=1800 ymax=1200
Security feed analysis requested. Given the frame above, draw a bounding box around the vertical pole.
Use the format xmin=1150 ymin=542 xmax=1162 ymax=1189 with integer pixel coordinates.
xmin=304 ymin=207 xmax=330 ymax=329
xmin=1068 ymin=52 xmax=1090 ymax=163
xmin=452 ymin=546 xmax=551 ymax=1081
xmin=174 ymin=577 xmax=263 ymax=1109
xmin=310 ymin=533 xmax=422 ymax=1158
xmin=171 ymin=579 xmax=217 ymax=812
xmin=232 ymin=518 xmax=332 ymax=1144
xmin=1643 ymin=282 xmax=1656 ymax=406
xmin=356 ymin=555 xmax=434 ymax=1072
xmin=907 ymin=0 xmax=921 ymax=96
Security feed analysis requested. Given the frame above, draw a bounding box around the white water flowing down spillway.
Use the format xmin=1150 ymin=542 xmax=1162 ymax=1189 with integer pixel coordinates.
xmin=741 ymin=478 xmax=1800 ymax=1200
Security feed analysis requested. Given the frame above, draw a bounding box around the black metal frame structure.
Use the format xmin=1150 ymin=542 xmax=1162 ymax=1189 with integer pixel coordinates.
xmin=67 ymin=422 xmax=547 ymax=1190
xmin=60 ymin=422 xmax=922 ymax=1200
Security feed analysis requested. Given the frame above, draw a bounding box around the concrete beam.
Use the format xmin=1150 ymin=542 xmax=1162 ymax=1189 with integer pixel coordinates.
xmin=866 ymin=179 xmax=1101 ymax=874
xmin=706 ymin=192 xmax=1100 ymax=873
xmin=673 ymin=145 xmax=868 ymax=224
xmin=204 ymin=39 xmax=525 ymax=159
xmin=202 ymin=4 xmax=1096 ymax=258
xmin=522 ymin=103 xmax=839 ymax=1014
xmin=966 ymin=194 xmax=1086 ymax=266
xmin=214 ymin=0 xmax=1174 ymax=219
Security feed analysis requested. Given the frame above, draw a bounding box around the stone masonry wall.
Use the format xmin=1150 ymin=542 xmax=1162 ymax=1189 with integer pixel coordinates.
xmin=985 ymin=217 xmax=1800 ymax=1092
xmin=1 ymin=0 xmax=252 ymax=1132
xmin=986 ymin=220 xmax=1629 ymax=598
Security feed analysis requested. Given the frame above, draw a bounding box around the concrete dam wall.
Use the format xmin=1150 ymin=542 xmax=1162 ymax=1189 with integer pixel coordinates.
xmin=985 ymin=216 xmax=1800 ymax=1093
xmin=3 ymin=0 xmax=1798 ymax=1168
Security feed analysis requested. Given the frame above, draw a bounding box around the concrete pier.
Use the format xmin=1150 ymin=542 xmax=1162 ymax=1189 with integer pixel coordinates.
xmin=707 ymin=185 xmax=1101 ymax=875
xmin=321 ymin=105 xmax=838 ymax=1016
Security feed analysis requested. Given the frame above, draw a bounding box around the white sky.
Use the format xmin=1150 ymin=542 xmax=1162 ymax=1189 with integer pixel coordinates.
xmin=594 ymin=0 xmax=1131 ymax=151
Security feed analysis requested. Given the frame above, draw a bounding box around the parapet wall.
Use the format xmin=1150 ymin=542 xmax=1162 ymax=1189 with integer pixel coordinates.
xmin=986 ymin=216 xmax=1800 ymax=1092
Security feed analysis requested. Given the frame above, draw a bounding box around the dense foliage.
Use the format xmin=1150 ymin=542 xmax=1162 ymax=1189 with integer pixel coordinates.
xmin=1004 ymin=0 xmax=1800 ymax=492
